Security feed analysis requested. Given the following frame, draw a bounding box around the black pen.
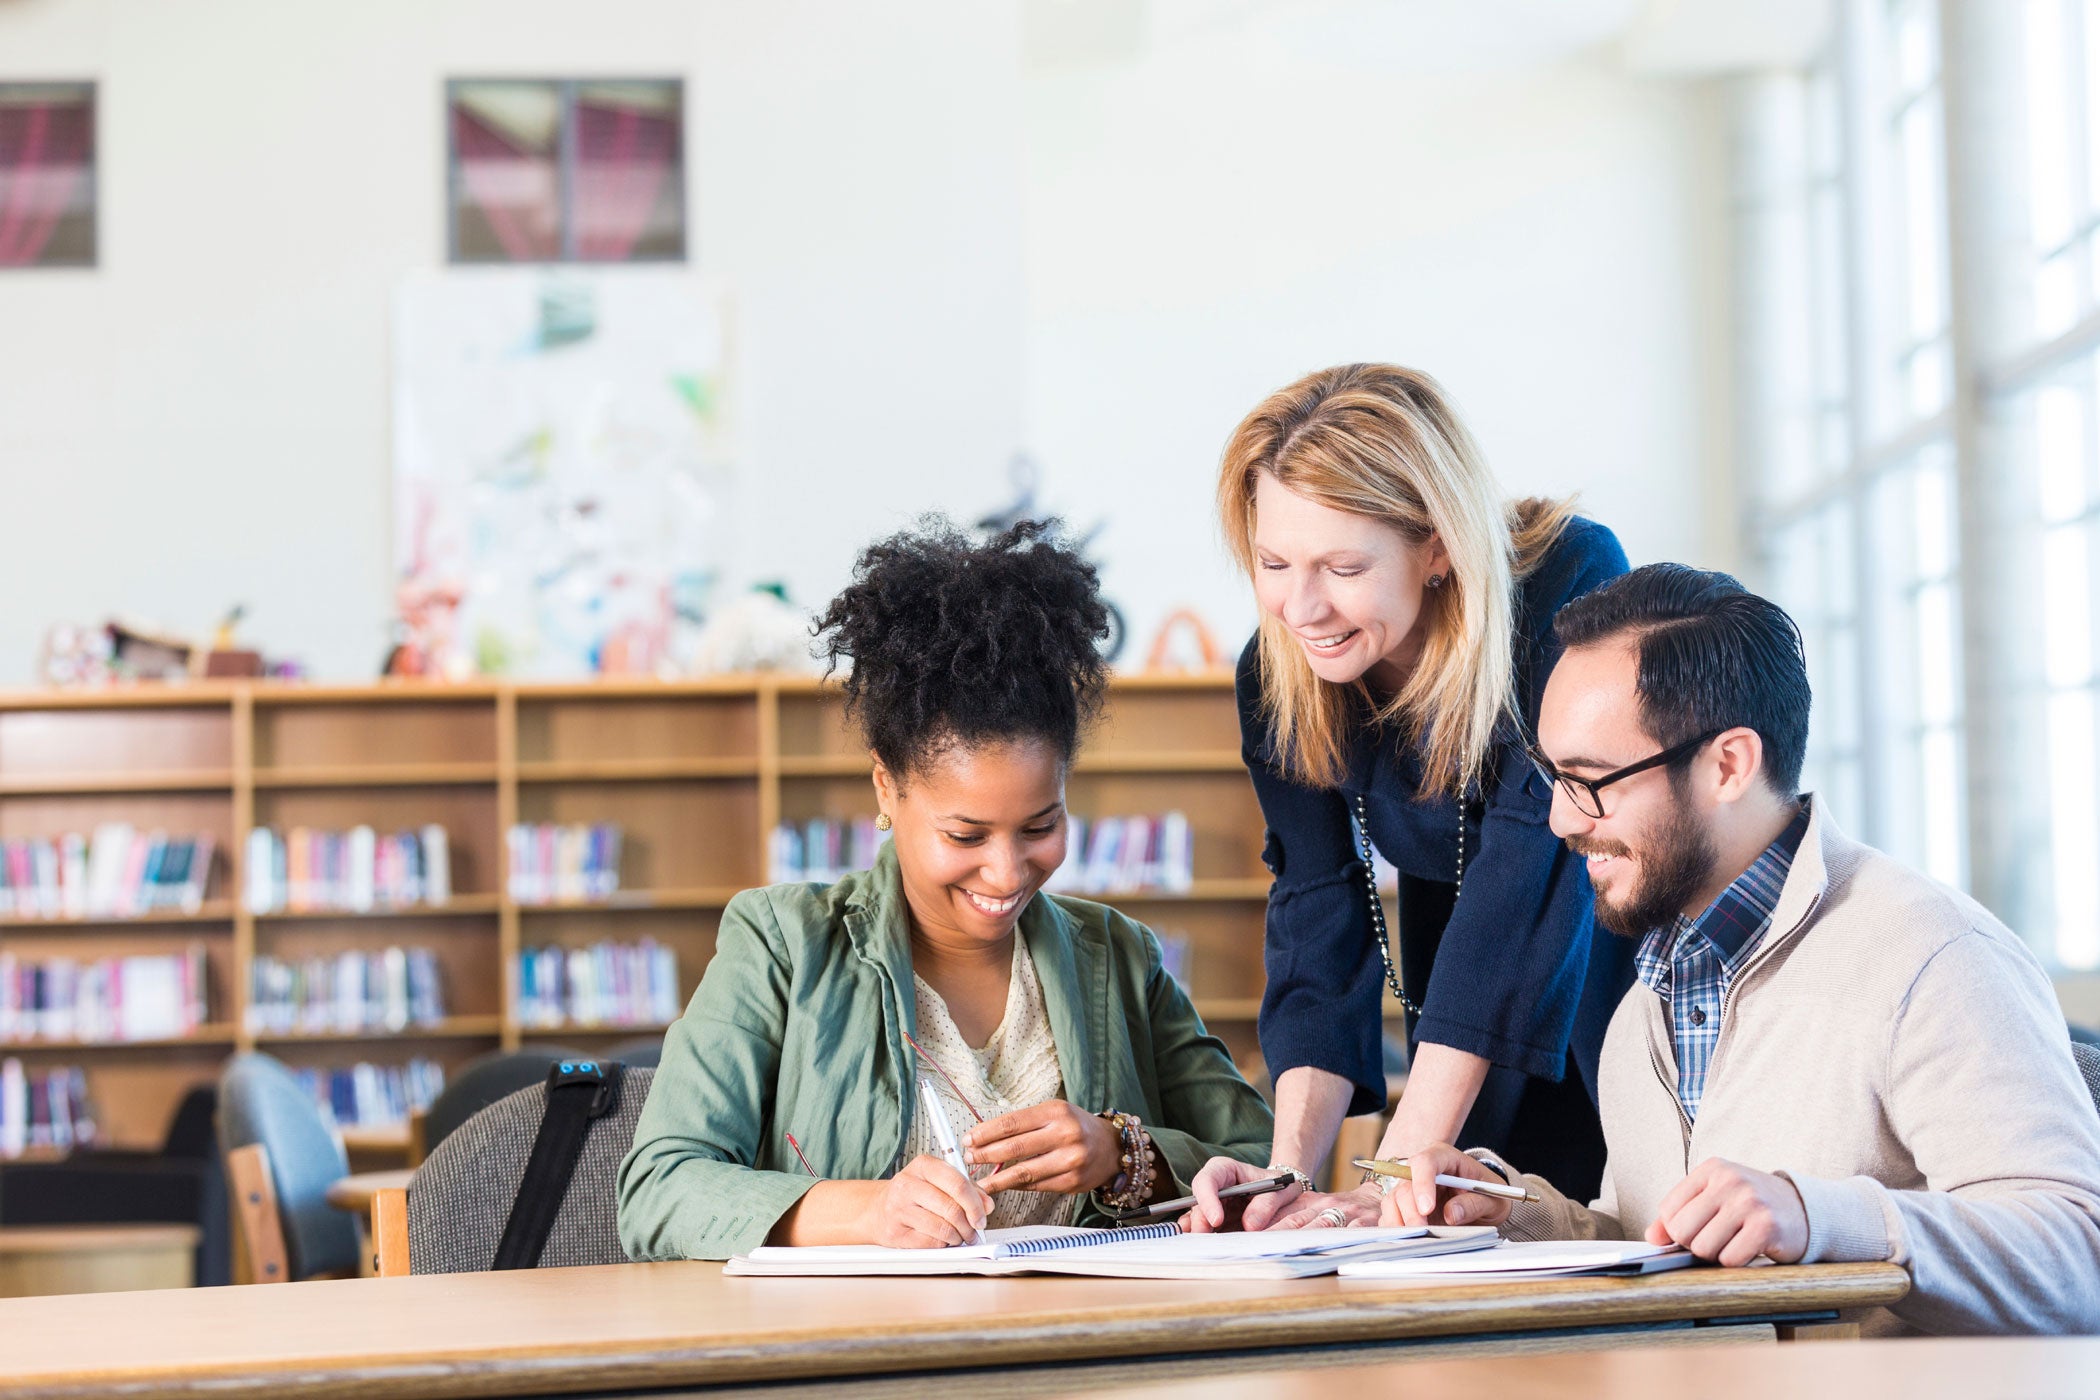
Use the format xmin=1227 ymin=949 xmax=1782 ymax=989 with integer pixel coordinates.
xmin=1113 ymin=1171 xmax=1297 ymax=1221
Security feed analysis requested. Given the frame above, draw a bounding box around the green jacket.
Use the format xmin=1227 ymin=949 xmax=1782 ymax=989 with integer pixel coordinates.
xmin=617 ymin=845 xmax=1275 ymax=1260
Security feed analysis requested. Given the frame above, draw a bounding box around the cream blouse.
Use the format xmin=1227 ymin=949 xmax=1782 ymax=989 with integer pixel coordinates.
xmin=906 ymin=936 xmax=1076 ymax=1229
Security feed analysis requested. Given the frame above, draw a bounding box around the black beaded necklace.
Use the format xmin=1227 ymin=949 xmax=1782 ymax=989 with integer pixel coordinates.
xmin=1354 ymin=790 xmax=1469 ymax=1017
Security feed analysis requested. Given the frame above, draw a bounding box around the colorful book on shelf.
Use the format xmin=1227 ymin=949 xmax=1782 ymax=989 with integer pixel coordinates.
xmin=245 ymin=946 xmax=447 ymax=1036
xmin=0 ymin=829 xmax=216 ymax=919
xmin=767 ymin=818 xmax=883 ymax=884
xmin=246 ymin=826 xmax=453 ymax=914
xmin=0 ymin=1060 xmax=100 ymax=1159
xmin=512 ymin=938 xmax=679 ymax=1029
xmin=507 ymin=822 xmax=622 ymax=904
xmin=290 ymin=1057 xmax=445 ymax=1129
xmin=0 ymin=944 xmax=209 ymax=1043
xmin=1043 ymin=813 xmax=1197 ymax=896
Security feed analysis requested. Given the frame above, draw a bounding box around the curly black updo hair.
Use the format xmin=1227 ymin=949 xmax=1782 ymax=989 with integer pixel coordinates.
xmin=812 ymin=517 xmax=1112 ymax=781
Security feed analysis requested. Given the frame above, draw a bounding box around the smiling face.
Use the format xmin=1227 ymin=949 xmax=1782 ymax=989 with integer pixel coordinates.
xmin=1538 ymin=641 xmax=1719 ymax=938
xmin=874 ymin=736 xmax=1069 ymax=949
xmin=1250 ymin=472 xmax=1449 ymax=688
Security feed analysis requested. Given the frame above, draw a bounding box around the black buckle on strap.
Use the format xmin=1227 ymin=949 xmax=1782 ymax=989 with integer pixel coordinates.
xmin=548 ymin=1059 xmax=619 ymax=1117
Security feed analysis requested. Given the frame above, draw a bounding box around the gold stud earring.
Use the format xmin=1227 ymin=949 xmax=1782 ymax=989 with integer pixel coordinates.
xmin=875 ymin=812 xmax=892 ymax=832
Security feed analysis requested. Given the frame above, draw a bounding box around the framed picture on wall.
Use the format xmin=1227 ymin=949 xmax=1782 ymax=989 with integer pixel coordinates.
xmin=0 ymin=81 xmax=95 ymax=268
xmin=446 ymin=78 xmax=685 ymax=264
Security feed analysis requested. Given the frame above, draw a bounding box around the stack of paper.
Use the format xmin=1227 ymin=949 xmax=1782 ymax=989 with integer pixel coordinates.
xmin=1337 ymin=1239 xmax=1695 ymax=1280
xmin=726 ymin=1224 xmax=1500 ymax=1280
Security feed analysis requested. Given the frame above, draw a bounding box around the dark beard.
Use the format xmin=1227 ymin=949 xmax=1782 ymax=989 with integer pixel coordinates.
xmin=1577 ymin=797 xmax=1719 ymax=940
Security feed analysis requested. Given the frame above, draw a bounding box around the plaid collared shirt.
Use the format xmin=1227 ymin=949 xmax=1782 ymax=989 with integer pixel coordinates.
xmin=1633 ymin=800 xmax=1811 ymax=1122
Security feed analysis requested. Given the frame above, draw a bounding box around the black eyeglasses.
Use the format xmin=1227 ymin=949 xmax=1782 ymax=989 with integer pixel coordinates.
xmin=1527 ymin=729 xmax=1724 ymax=819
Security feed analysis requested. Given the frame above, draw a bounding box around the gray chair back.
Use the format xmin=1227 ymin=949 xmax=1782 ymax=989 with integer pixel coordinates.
xmin=407 ymin=1065 xmax=652 ymax=1274
xmin=2073 ymin=1041 xmax=2100 ymax=1119
xmin=422 ymin=1048 xmax=580 ymax=1156
xmin=216 ymin=1052 xmax=360 ymax=1281
xmin=600 ymin=1034 xmax=664 ymax=1069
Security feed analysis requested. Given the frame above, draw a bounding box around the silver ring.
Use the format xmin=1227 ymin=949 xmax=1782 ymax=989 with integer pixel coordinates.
xmin=1316 ymin=1206 xmax=1348 ymax=1228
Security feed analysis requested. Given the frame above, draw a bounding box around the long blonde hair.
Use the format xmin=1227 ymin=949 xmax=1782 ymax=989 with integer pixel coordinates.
xmin=1216 ymin=364 xmax=1572 ymax=796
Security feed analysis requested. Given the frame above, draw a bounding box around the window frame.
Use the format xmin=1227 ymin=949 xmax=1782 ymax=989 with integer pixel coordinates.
xmin=444 ymin=76 xmax=688 ymax=266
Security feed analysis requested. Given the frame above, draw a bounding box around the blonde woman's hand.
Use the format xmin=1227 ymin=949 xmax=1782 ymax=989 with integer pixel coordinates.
xmin=1186 ymin=1156 xmax=1301 ymax=1232
xmin=1269 ymin=1184 xmax=1383 ymax=1229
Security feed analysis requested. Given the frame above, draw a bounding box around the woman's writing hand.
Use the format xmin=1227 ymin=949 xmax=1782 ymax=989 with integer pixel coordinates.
xmin=857 ymin=1154 xmax=991 ymax=1248
xmin=964 ymin=1100 xmax=1122 ymax=1195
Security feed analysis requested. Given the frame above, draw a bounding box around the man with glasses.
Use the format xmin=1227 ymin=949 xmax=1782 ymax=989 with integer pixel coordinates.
xmin=1385 ymin=564 xmax=2100 ymax=1335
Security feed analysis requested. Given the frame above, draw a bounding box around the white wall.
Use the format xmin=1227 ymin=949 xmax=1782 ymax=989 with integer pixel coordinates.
xmin=1023 ymin=23 xmax=1735 ymax=659
xmin=0 ymin=0 xmax=1027 ymax=682
xmin=0 ymin=0 xmax=1729 ymax=682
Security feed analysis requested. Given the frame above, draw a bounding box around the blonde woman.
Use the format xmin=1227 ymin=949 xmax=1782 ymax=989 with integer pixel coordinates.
xmin=1189 ymin=364 xmax=1632 ymax=1232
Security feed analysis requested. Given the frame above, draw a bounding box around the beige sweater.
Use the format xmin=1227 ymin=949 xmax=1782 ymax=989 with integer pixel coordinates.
xmin=1483 ymin=802 xmax=2100 ymax=1336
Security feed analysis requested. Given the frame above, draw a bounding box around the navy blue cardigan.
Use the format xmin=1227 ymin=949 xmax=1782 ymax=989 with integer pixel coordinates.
xmin=1242 ymin=516 xmax=1633 ymax=1117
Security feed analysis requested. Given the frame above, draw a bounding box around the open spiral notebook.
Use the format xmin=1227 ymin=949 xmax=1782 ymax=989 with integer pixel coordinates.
xmin=724 ymin=1223 xmax=1501 ymax=1279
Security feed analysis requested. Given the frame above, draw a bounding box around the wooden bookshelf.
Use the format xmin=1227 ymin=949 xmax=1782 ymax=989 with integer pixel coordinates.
xmin=0 ymin=673 xmax=1285 ymax=1148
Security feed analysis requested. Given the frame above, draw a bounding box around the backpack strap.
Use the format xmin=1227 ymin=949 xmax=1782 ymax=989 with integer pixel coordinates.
xmin=492 ymin=1059 xmax=624 ymax=1271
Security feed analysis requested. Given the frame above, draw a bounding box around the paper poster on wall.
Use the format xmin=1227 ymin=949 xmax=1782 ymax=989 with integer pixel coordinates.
xmin=392 ymin=268 xmax=732 ymax=677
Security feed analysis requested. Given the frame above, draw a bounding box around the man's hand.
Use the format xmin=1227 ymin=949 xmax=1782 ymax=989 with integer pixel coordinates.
xmin=1377 ymin=1143 xmax=1514 ymax=1229
xmin=1644 ymin=1158 xmax=1809 ymax=1266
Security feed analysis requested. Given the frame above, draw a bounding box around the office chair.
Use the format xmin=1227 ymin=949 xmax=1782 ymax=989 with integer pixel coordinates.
xmin=216 ymin=1053 xmax=359 ymax=1283
xmin=387 ymin=1064 xmax=653 ymax=1274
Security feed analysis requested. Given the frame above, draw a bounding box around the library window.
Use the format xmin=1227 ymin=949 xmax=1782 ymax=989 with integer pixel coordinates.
xmin=2025 ymin=0 xmax=2100 ymax=340
xmin=1744 ymin=6 xmax=1970 ymax=904
xmin=2033 ymin=365 xmax=2100 ymax=965
xmin=1876 ymin=0 xmax=1953 ymax=430
xmin=0 ymin=81 xmax=95 ymax=268
xmin=447 ymin=78 xmax=685 ymax=264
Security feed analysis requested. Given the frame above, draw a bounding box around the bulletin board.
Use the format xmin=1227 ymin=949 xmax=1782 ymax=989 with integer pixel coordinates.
xmin=392 ymin=269 xmax=733 ymax=676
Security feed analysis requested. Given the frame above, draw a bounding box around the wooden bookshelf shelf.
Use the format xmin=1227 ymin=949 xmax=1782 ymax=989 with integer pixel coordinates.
xmin=517 ymin=759 xmax=760 ymax=783
xmin=775 ymin=753 xmax=1248 ymax=778
xmin=776 ymin=755 xmax=872 ymax=777
xmin=0 ymin=902 xmax=238 ymax=930
xmin=1076 ymin=751 xmax=1246 ymax=774
xmin=515 ymin=887 xmax=742 ymax=913
xmin=1092 ymin=879 xmax=1273 ymax=902
xmin=515 ymin=1020 xmax=674 ymax=1038
xmin=0 ymin=769 xmax=234 ymax=796
xmin=0 ymin=1026 xmax=239 ymax=1053
xmin=249 ymin=1016 xmax=504 ymax=1045
xmin=251 ymin=763 xmax=499 ymax=788
xmin=0 ymin=673 xmax=1269 ymax=1143
xmin=251 ymin=894 xmax=503 ymax=921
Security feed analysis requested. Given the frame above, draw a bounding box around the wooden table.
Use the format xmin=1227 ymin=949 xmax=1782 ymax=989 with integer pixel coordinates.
xmin=0 ymin=1258 xmax=1906 ymax=1400
xmin=323 ymin=1168 xmax=414 ymax=1215
xmin=1079 ymin=1336 xmax=2100 ymax=1400
xmin=0 ymin=1224 xmax=198 ymax=1298
xmin=337 ymin=1124 xmax=412 ymax=1173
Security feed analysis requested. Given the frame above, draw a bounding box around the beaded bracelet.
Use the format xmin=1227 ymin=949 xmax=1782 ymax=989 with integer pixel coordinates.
xmin=1093 ymin=1109 xmax=1159 ymax=1212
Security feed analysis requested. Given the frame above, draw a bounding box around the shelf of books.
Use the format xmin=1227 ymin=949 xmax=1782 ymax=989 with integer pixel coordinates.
xmin=0 ymin=670 xmax=1289 ymax=1156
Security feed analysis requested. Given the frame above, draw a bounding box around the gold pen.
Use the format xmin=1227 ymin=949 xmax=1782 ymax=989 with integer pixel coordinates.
xmin=1353 ymin=1157 xmax=1541 ymax=1204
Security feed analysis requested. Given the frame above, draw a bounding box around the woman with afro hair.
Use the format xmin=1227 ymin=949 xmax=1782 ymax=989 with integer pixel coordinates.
xmin=618 ymin=519 xmax=1273 ymax=1259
